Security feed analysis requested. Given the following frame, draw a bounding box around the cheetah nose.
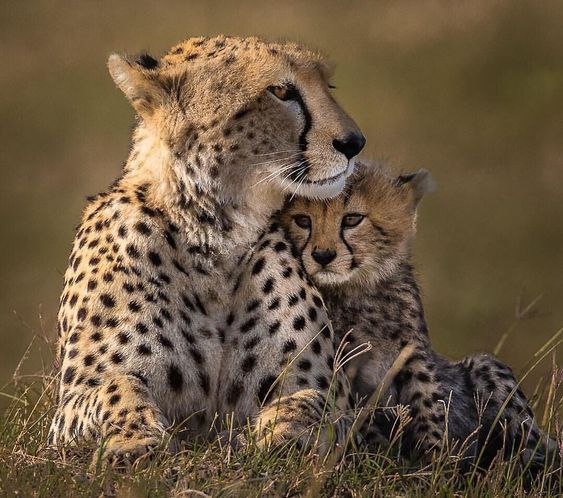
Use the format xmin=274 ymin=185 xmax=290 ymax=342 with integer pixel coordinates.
xmin=311 ymin=249 xmax=337 ymax=267
xmin=332 ymin=133 xmax=366 ymax=160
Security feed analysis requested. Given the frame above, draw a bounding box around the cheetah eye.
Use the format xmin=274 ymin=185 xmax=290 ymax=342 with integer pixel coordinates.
xmin=267 ymin=84 xmax=298 ymax=102
xmin=293 ymin=214 xmax=311 ymax=229
xmin=341 ymin=214 xmax=365 ymax=228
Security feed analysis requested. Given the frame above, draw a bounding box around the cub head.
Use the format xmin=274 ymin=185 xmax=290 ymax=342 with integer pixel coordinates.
xmin=281 ymin=163 xmax=434 ymax=288
xmin=108 ymin=36 xmax=364 ymax=201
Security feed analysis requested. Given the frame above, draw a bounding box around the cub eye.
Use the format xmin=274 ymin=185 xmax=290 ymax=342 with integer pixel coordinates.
xmin=341 ymin=214 xmax=365 ymax=228
xmin=293 ymin=214 xmax=311 ymax=229
xmin=267 ymin=84 xmax=297 ymax=102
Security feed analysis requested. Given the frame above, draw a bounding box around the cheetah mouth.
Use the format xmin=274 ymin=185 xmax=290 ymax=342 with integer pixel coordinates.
xmin=284 ymin=161 xmax=353 ymax=200
xmin=302 ymin=165 xmax=350 ymax=186
xmin=311 ymin=269 xmax=350 ymax=286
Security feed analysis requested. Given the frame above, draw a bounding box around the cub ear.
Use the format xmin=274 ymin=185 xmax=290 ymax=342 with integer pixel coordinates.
xmin=107 ymin=53 xmax=164 ymax=116
xmin=395 ymin=169 xmax=435 ymax=208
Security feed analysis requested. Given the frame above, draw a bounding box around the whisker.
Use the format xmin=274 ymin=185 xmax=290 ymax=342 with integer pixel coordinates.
xmin=251 ymin=162 xmax=302 ymax=189
xmin=280 ymin=161 xmax=307 ymax=192
xmin=255 ymin=149 xmax=302 ymax=157
xmin=251 ymin=154 xmax=302 ymax=167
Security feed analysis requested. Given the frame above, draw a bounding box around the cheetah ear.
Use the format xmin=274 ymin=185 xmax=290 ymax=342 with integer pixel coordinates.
xmin=395 ymin=169 xmax=435 ymax=209
xmin=108 ymin=53 xmax=164 ymax=116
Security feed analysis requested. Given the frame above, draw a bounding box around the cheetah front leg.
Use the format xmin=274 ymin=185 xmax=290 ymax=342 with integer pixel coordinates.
xmin=220 ymin=220 xmax=351 ymax=454
xmin=49 ymin=373 xmax=170 ymax=464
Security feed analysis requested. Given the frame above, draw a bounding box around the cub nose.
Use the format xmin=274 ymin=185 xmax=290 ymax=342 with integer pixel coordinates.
xmin=311 ymin=249 xmax=337 ymax=267
xmin=332 ymin=133 xmax=366 ymax=160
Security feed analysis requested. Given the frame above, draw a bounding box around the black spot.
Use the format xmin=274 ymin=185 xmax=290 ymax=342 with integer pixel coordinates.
xmin=189 ymin=348 xmax=204 ymax=365
xmin=308 ymin=307 xmax=317 ymax=322
xmin=282 ymin=267 xmax=293 ymax=278
xmin=77 ymin=308 xmax=87 ymax=321
xmin=252 ymin=257 xmax=265 ymax=275
xmin=83 ymin=354 xmax=95 ymax=367
xmin=293 ymin=316 xmax=306 ymax=331
xmin=148 ymin=251 xmax=162 ymax=266
xmin=128 ymin=301 xmax=141 ymax=312
xmin=311 ymin=339 xmax=321 ymax=355
xmin=258 ymin=375 xmax=277 ymax=404
xmin=246 ymin=299 xmax=261 ymax=313
xmin=100 ymin=294 xmax=115 ymax=308
xmin=134 ymin=221 xmax=152 ymax=235
xmin=233 ymin=107 xmax=250 ymax=120
xmin=111 ymin=352 xmax=124 ymax=364
xmin=226 ymin=312 xmax=235 ymax=326
xmin=227 ymin=381 xmax=243 ymax=405
xmin=63 ymin=367 xmax=76 ymax=384
xmin=268 ymin=321 xmax=281 ymax=335
xmin=158 ymin=334 xmax=174 ymax=350
xmin=168 ymin=364 xmax=184 ymax=392
xmin=135 ymin=322 xmax=148 ymax=334
xmin=123 ymin=282 xmax=135 ymax=293
xmin=316 ymin=376 xmax=329 ymax=390
xmin=126 ymin=244 xmax=140 ymax=258
xmin=268 ymin=298 xmax=281 ymax=310
xmin=241 ymin=355 xmax=257 ymax=373
xmin=274 ymin=241 xmax=287 ymax=252
xmin=312 ymin=295 xmax=323 ymax=308
xmin=240 ymin=317 xmax=257 ymax=334
xmin=417 ymin=372 xmax=431 ymax=383
xmin=141 ymin=206 xmax=158 ymax=218
xmin=117 ymin=332 xmax=130 ymax=344
xmin=244 ymin=336 xmax=260 ymax=350
xmin=87 ymin=279 xmax=98 ymax=291
xmin=164 ymin=230 xmax=177 ymax=249
xmin=138 ymin=344 xmax=151 ymax=355
xmin=283 ymin=339 xmax=297 ymax=354
xmin=298 ymin=359 xmax=311 ymax=371
xmin=90 ymin=332 xmax=102 ymax=342
xmin=262 ymin=278 xmax=275 ymax=294
xmin=109 ymin=394 xmax=121 ymax=406
xmin=288 ymin=294 xmax=299 ymax=307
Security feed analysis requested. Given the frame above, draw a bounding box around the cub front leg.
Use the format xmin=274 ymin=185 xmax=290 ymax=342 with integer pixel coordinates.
xmin=221 ymin=219 xmax=350 ymax=453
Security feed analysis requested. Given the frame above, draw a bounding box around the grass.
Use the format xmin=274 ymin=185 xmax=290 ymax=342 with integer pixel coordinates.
xmin=0 ymin=331 xmax=561 ymax=497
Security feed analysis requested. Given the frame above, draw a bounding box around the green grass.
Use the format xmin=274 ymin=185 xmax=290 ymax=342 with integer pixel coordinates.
xmin=0 ymin=335 xmax=561 ymax=497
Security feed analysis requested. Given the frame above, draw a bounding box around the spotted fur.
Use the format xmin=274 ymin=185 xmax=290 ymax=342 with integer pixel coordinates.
xmin=282 ymin=162 xmax=560 ymax=472
xmin=49 ymin=35 xmax=365 ymax=460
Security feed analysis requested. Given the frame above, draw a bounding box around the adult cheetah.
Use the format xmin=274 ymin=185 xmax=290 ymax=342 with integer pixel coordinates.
xmin=49 ymin=36 xmax=365 ymax=459
xmin=281 ymin=163 xmax=561 ymax=473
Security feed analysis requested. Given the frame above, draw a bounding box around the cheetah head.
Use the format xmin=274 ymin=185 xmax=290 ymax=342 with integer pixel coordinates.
xmin=108 ymin=36 xmax=364 ymax=203
xmin=281 ymin=163 xmax=434 ymax=288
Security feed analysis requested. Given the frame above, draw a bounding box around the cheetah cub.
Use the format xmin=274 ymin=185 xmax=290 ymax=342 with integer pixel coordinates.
xmin=281 ymin=163 xmax=560 ymax=471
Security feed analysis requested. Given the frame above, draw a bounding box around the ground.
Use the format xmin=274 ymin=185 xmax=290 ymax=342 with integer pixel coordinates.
xmin=1 ymin=336 xmax=560 ymax=497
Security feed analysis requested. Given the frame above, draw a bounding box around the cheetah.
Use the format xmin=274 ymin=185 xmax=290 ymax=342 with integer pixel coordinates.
xmin=281 ymin=162 xmax=561 ymax=473
xmin=49 ymin=35 xmax=366 ymax=460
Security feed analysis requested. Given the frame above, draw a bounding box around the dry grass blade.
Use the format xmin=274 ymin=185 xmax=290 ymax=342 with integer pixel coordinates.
xmin=305 ymin=343 xmax=416 ymax=498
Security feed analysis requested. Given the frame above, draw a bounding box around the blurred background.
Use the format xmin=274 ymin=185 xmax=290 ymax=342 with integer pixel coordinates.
xmin=1 ymin=0 xmax=561 ymax=408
